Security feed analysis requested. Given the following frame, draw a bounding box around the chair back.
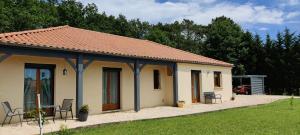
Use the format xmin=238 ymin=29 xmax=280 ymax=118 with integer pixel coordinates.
xmin=212 ymin=92 xmax=216 ymax=98
xmin=204 ymin=92 xmax=215 ymax=98
xmin=61 ymin=99 xmax=73 ymax=110
xmin=1 ymin=102 xmax=12 ymax=115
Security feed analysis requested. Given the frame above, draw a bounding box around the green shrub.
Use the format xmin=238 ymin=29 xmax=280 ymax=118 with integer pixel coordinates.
xmin=79 ymin=105 xmax=89 ymax=113
xmin=290 ymin=95 xmax=294 ymax=109
xmin=26 ymin=110 xmax=47 ymax=125
xmin=56 ymin=124 xmax=71 ymax=135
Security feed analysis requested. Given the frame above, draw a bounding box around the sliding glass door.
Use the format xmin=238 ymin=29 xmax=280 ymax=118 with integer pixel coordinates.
xmin=102 ymin=68 xmax=121 ymax=111
xmin=24 ymin=64 xmax=55 ymax=116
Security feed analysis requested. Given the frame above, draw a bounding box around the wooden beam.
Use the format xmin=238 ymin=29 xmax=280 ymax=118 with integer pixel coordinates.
xmin=140 ymin=64 xmax=147 ymax=70
xmin=134 ymin=60 xmax=141 ymax=112
xmin=0 ymin=53 xmax=11 ymax=63
xmin=76 ymin=54 xmax=84 ymax=117
xmin=173 ymin=63 xmax=178 ymax=107
xmin=126 ymin=63 xmax=134 ymax=72
xmin=83 ymin=58 xmax=94 ymax=70
xmin=0 ymin=45 xmax=174 ymax=66
xmin=0 ymin=45 xmax=77 ymax=59
xmin=65 ymin=58 xmax=76 ymax=71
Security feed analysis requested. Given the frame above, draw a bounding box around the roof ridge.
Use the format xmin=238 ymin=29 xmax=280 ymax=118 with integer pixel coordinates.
xmin=69 ymin=26 xmax=150 ymax=43
xmin=0 ymin=25 xmax=69 ymax=38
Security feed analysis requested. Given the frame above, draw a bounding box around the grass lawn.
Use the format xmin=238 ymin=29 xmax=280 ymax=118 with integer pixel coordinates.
xmin=55 ymin=99 xmax=300 ymax=135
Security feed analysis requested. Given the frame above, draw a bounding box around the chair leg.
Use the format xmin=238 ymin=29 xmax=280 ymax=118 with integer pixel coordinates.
xmin=60 ymin=111 xmax=62 ymax=119
xmin=65 ymin=111 xmax=68 ymax=122
xmin=25 ymin=117 xmax=28 ymax=124
xmin=53 ymin=111 xmax=56 ymax=123
xmin=71 ymin=110 xmax=73 ymax=119
xmin=18 ymin=114 xmax=22 ymax=127
xmin=2 ymin=115 xmax=8 ymax=127
xmin=8 ymin=116 xmax=13 ymax=124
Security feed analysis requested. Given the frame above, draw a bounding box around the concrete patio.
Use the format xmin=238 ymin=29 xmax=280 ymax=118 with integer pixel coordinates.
xmin=0 ymin=95 xmax=291 ymax=135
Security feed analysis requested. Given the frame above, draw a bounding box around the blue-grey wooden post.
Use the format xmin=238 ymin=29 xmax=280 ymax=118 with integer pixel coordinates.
xmin=76 ymin=54 xmax=84 ymax=117
xmin=173 ymin=63 xmax=178 ymax=106
xmin=134 ymin=60 xmax=140 ymax=112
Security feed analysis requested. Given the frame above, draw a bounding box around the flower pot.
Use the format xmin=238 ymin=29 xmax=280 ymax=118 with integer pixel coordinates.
xmin=177 ymin=101 xmax=185 ymax=108
xmin=78 ymin=112 xmax=88 ymax=122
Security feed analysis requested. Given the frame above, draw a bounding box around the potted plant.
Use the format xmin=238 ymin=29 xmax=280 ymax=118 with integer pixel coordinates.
xmin=78 ymin=105 xmax=89 ymax=122
xmin=177 ymin=101 xmax=185 ymax=108
xmin=231 ymin=93 xmax=236 ymax=101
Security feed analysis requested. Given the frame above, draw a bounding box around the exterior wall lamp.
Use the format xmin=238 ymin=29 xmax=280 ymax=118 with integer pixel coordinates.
xmin=63 ymin=68 xmax=68 ymax=76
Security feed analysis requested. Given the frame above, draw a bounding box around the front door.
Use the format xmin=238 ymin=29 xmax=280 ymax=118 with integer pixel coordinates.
xmin=191 ymin=71 xmax=201 ymax=103
xmin=24 ymin=64 xmax=55 ymax=116
xmin=102 ymin=68 xmax=121 ymax=111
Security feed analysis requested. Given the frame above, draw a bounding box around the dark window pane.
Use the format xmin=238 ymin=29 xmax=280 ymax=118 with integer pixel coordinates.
xmin=154 ymin=70 xmax=160 ymax=89
xmin=214 ymin=72 xmax=221 ymax=87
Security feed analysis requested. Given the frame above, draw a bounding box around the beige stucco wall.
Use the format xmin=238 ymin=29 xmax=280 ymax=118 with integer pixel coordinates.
xmin=0 ymin=55 xmax=232 ymax=122
xmin=177 ymin=63 xmax=232 ymax=105
xmin=84 ymin=61 xmax=173 ymax=114
xmin=0 ymin=55 xmax=76 ymax=122
xmin=0 ymin=55 xmax=173 ymax=122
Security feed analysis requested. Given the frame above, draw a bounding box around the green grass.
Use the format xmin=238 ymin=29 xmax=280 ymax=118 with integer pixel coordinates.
xmin=54 ymin=99 xmax=300 ymax=135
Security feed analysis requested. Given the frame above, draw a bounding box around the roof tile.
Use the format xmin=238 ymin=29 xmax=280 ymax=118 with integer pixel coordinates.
xmin=0 ymin=26 xmax=232 ymax=67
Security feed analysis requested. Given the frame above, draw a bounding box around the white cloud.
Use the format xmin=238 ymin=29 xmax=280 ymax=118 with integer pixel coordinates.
xmin=279 ymin=0 xmax=300 ymax=6
xmin=80 ymin=0 xmax=289 ymax=25
xmin=182 ymin=3 xmax=284 ymax=25
xmin=258 ymin=27 xmax=268 ymax=31
xmin=286 ymin=12 xmax=300 ymax=19
xmin=287 ymin=0 xmax=300 ymax=5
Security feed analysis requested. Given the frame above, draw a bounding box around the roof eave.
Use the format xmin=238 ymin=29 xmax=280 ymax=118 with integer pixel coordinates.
xmin=0 ymin=41 xmax=233 ymax=67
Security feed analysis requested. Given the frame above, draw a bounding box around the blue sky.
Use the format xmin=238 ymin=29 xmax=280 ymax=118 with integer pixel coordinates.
xmin=80 ymin=0 xmax=300 ymax=39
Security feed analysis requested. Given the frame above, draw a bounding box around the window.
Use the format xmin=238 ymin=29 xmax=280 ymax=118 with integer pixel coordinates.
xmin=154 ymin=70 xmax=160 ymax=89
xmin=214 ymin=71 xmax=222 ymax=88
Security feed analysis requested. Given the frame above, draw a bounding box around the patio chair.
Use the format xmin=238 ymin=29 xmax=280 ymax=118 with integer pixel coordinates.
xmin=53 ymin=99 xmax=74 ymax=122
xmin=212 ymin=92 xmax=222 ymax=103
xmin=204 ymin=92 xmax=222 ymax=103
xmin=1 ymin=101 xmax=24 ymax=126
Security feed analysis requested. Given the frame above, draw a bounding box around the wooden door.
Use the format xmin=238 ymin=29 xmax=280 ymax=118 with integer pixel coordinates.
xmin=102 ymin=68 xmax=121 ymax=111
xmin=24 ymin=64 xmax=55 ymax=116
xmin=191 ymin=71 xmax=201 ymax=103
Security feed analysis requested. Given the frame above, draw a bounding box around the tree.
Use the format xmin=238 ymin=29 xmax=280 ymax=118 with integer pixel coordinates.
xmin=204 ymin=16 xmax=246 ymax=74
xmin=57 ymin=0 xmax=84 ymax=27
xmin=144 ymin=28 xmax=173 ymax=46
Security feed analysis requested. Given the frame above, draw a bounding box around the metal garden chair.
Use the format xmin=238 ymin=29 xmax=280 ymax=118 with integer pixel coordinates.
xmin=53 ymin=99 xmax=74 ymax=122
xmin=1 ymin=101 xmax=25 ymax=126
xmin=204 ymin=92 xmax=222 ymax=103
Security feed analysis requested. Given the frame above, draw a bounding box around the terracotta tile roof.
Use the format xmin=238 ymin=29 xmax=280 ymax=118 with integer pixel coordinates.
xmin=0 ymin=25 xmax=232 ymax=67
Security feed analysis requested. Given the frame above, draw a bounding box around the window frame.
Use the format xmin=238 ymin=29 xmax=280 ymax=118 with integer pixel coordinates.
xmin=214 ymin=71 xmax=222 ymax=89
xmin=153 ymin=69 xmax=161 ymax=90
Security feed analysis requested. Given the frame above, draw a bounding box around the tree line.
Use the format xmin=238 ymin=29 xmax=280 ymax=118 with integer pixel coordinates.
xmin=1 ymin=0 xmax=300 ymax=95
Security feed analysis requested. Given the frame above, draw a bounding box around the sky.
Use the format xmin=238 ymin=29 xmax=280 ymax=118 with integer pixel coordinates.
xmin=80 ymin=0 xmax=300 ymax=39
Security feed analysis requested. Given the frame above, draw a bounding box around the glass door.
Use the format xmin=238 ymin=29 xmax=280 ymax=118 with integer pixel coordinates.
xmin=24 ymin=64 xmax=55 ymax=116
xmin=24 ymin=68 xmax=37 ymax=113
xmin=191 ymin=71 xmax=201 ymax=103
xmin=102 ymin=68 xmax=121 ymax=111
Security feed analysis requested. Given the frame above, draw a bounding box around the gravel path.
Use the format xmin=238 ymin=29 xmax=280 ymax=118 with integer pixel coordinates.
xmin=0 ymin=95 xmax=291 ymax=135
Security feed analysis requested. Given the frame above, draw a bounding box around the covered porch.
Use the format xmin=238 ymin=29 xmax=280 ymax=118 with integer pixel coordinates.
xmin=0 ymin=45 xmax=179 ymax=121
